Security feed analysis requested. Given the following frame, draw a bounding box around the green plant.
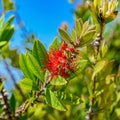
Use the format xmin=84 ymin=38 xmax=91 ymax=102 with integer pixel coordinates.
xmin=0 ymin=0 xmax=120 ymax=120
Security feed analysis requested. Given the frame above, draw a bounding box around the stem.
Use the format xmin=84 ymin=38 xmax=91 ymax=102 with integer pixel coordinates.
xmin=95 ymin=23 xmax=104 ymax=58
xmin=86 ymin=23 xmax=103 ymax=120
xmin=36 ymin=76 xmax=52 ymax=96
xmin=0 ymin=77 xmax=14 ymax=119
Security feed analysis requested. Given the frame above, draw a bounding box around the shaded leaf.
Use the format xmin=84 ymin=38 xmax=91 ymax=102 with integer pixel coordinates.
xmin=80 ymin=30 xmax=96 ymax=47
xmin=45 ymin=89 xmax=66 ymax=111
xmin=0 ymin=26 xmax=14 ymax=42
xmin=10 ymin=94 xmax=16 ymax=113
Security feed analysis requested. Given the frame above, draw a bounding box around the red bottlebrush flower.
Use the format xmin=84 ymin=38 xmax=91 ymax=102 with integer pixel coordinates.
xmin=69 ymin=47 xmax=75 ymax=52
xmin=46 ymin=43 xmax=75 ymax=78
xmin=61 ymin=43 xmax=68 ymax=50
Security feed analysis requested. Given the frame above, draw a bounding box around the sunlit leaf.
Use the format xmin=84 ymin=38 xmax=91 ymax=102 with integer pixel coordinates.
xmin=20 ymin=78 xmax=33 ymax=92
xmin=59 ymin=28 xmax=72 ymax=43
xmin=71 ymin=29 xmax=77 ymax=42
xmin=0 ymin=41 xmax=7 ymax=48
xmin=57 ymin=91 xmax=82 ymax=105
xmin=51 ymin=76 xmax=67 ymax=86
xmin=75 ymin=18 xmax=82 ymax=37
xmin=19 ymin=54 xmax=35 ymax=80
xmin=32 ymin=40 xmax=48 ymax=68
xmin=92 ymin=60 xmax=107 ymax=79
xmin=10 ymin=94 xmax=16 ymax=113
xmin=26 ymin=54 xmax=44 ymax=81
xmin=82 ymin=21 xmax=89 ymax=35
xmin=2 ymin=0 xmax=15 ymax=11
xmin=49 ymin=37 xmax=60 ymax=50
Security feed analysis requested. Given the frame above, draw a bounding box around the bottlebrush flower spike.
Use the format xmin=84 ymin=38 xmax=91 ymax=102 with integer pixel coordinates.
xmin=46 ymin=43 xmax=75 ymax=78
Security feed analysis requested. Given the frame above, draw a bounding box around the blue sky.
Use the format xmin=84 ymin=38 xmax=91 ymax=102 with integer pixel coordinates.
xmin=11 ymin=0 xmax=81 ymax=49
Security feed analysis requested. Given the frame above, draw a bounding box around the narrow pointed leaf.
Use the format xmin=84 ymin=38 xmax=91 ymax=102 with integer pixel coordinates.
xmin=19 ymin=54 xmax=35 ymax=80
xmin=49 ymin=37 xmax=60 ymax=50
xmin=75 ymin=18 xmax=82 ymax=37
xmin=80 ymin=30 xmax=96 ymax=47
xmin=32 ymin=40 xmax=48 ymax=68
xmin=0 ymin=15 xmax=4 ymax=28
xmin=72 ymin=29 xmax=77 ymax=42
xmin=27 ymin=54 xmax=44 ymax=81
xmin=59 ymin=28 xmax=72 ymax=42
xmin=82 ymin=21 xmax=89 ymax=35
xmin=0 ymin=26 xmax=14 ymax=42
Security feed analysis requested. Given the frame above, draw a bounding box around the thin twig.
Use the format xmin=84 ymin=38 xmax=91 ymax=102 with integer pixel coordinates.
xmin=86 ymin=23 xmax=103 ymax=120
xmin=0 ymin=76 xmax=14 ymax=120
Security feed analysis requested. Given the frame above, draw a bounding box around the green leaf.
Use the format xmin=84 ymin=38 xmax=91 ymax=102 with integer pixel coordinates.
xmin=58 ymin=28 xmax=72 ymax=43
xmin=0 ymin=41 xmax=7 ymax=48
xmin=101 ymin=44 xmax=108 ymax=58
xmin=77 ymin=60 xmax=89 ymax=72
xmin=1 ymin=43 xmax=19 ymax=67
xmin=51 ymin=76 xmax=67 ymax=86
xmin=49 ymin=37 xmax=60 ymax=50
xmin=4 ymin=15 xmax=14 ymax=27
xmin=2 ymin=0 xmax=15 ymax=11
xmin=44 ymin=70 xmax=51 ymax=82
xmin=26 ymin=54 xmax=44 ymax=81
xmin=0 ymin=15 xmax=4 ymax=28
xmin=0 ymin=26 xmax=14 ymax=42
xmin=80 ymin=30 xmax=96 ymax=47
xmin=0 ymin=82 xmax=4 ymax=91
xmin=32 ymin=40 xmax=48 ymax=68
xmin=57 ymin=91 xmax=82 ymax=105
xmin=82 ymin=21 xmax=89 ymax=35
xmin=0 ymin=15 xmax=15 ymax=42
xmin=71 ymin=29 xmax=77 ymax=42
xmin=88 ymin=25 xmax=96 ymax=31
xmin=10 ymin=94 xmax=16 ymax=113
xmin=75 ymin=18 xmax=82 ymax=37
xmin=19 ymin=54 xmax=35 ymax=80
xmin=99 ymin=60 xmax=114 ymax=79
xmin=45 ymin=89 xmax=66 ymax=111
xmin=20 ymin=78 xmax=33 ymax=92
xmin=92 ymin=60 xmax=107 ymax=79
